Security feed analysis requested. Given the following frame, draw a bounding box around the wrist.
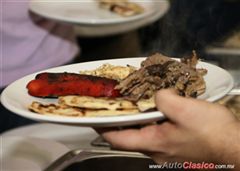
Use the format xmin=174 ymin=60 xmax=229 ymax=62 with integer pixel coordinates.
xmin=232 ymin=122 xmax=240 ymax=170
xmin=212 ymin=121 xmax=240 ymax=169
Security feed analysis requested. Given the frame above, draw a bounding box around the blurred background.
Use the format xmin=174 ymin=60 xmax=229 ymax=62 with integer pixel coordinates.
xmin=77 ymin=0 xmax=240 ymax=58
xmin=76 ymin=0 xmax=240 ymax=86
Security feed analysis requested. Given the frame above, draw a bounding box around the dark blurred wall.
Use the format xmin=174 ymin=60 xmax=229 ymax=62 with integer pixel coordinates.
xmin=139 ymin=0 xmax=240 ymax=57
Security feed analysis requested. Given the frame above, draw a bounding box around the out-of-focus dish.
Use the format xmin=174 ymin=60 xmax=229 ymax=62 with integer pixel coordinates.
xmin=30 ymin=0 xmax=154 ymax=25
xmin=1 ymin=136 xmax=69 ymax=171
xmin=29 ymin=0 xmax=169 ymax=37
xmin=1 ymin=123 xmax=100 ymax=150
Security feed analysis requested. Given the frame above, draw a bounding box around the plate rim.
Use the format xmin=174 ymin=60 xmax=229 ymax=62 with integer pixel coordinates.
xmin=1 ymin=57 xmax=234 ymax=126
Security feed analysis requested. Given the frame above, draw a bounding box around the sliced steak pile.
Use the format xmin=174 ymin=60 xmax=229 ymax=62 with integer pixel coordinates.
xmin=116 ymin=52 xmax=207 ymax=102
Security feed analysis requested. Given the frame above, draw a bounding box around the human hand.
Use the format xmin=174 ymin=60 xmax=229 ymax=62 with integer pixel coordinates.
xmin=101 ymin=89 xmax=240 ymax=168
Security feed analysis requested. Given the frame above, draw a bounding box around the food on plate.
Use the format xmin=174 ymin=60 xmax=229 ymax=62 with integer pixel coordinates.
xmin=29 ymin=95 xmax=156 ymax=117
xmin=136 ymin=97 xmax=155 ymax=112
xmin=58 ymin=95 xmax=137 ymax=110
xmin=29 ymin=102 xmax=84 ymax=117
xmin=80 ymin=63 xmax=136 ymax=81
xmin=98 ymin=0 xmax=144 ymax=17
xmin=116 ymin=51 xmax=207 ymax=101
xmin=26 ymin=72 xmax=120 ymax=98
xmin=29 ymin=101 xmax=139 ymax=117
xmin=27 ymin=52 xmax=207 ymax=117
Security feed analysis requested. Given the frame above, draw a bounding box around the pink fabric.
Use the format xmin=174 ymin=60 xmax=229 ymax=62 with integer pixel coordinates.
xmin=1 ymin=1 xmax=79 ymax=87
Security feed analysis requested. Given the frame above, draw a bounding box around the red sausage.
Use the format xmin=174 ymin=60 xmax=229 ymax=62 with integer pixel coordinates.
xmin=27 ymin=72 xmax=121 ymax=98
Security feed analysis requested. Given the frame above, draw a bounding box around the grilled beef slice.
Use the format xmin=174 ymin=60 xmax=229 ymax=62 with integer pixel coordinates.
xmin=116 ymin=52 xmax=207 ymax=102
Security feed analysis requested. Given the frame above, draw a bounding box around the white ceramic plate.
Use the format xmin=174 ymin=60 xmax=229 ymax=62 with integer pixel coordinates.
xmin=73 ymin=0 xmax=169 ymax=37
xmin=1 ymin=123 xmax=100 ymax=150
xmin=29 ymin=0 xmax=157 ymax=25
xmin=1 ymin=136 xmax=69 ymax=171
xmin=1 ymin=58 xmax=234 ymax=127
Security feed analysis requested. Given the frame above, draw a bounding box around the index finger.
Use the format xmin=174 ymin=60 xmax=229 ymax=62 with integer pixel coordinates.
xmin=102 ymin=125 xmax=164 ymax=152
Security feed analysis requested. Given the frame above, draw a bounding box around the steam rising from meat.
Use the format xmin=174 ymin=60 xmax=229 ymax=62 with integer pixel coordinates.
xmin=139 ymin=0 xmax=240 ymax=57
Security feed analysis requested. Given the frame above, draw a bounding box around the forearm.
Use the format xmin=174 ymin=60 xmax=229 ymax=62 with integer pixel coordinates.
xmin=230 ymin=122 xmax=240 ymax=171
xmin=214 ymin=122 xmax=240 ymax=170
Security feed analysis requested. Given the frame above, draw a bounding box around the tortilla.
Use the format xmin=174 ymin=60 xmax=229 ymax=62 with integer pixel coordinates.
xmin=29 ymin=101 xmax=84 ymax=117
xmin=29 ymin=101 xmax=139 ymax=117
xmin=59 ymin=95 xmax=138 ymax=110
xmin=136 ymin=97 xmax=156 ymax=112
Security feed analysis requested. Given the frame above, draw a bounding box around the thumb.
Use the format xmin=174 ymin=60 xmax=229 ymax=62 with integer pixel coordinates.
xmin=154 ymin=89 xmax=209 ymax=124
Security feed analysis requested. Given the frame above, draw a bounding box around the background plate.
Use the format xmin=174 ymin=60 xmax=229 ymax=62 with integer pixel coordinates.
xmin=1 ymin=58 xmax=234 ymax=127
xmin=1 ymin=136 xmax=69 ymax=171
xmin=30 ymin=0 xmax=156 ymax=25
xmin=29 ymin=0 xmax=170 ymax=37
xmin=1 ymin=123 xmax=100 ymax=150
